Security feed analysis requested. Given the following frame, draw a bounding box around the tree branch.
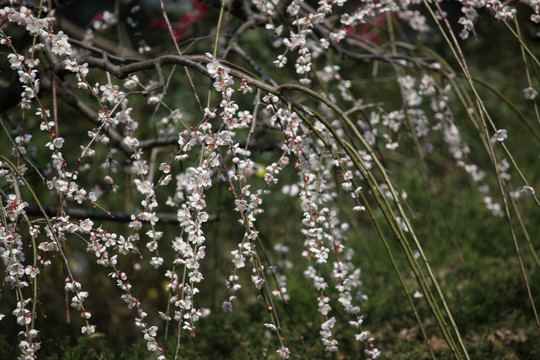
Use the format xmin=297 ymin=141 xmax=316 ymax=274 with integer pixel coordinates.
xmin=40 ymin=77 xmax=133 ymax=153
xmin=24 ymin=205 xmax=217 ymax=224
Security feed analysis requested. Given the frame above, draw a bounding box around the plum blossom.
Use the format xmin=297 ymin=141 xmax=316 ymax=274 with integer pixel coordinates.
xmin=523 ymin=87 xmax=538 ymax=100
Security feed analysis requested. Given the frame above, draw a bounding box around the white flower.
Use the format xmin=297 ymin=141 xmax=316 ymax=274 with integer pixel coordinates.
xmin=521 ymin=185 xmax=535 ymax=197
xmin=159 ymin=163 xmax=170 ymax=173
xmin=25 ymin=266 xmax=40 ymax=278
xmin=494 ymin=129 xmax=507 ymax=142
xmin=206 ymin=61 xmax=220 ymax=76
xmin=123 ymin=136 xmax=139 ymax=147
xmin=124 ymin=75 xmax=139 ymax=89
xmin=147 ymin=94 xmax=161 ymax=104
xmin=523 ymin=87 xmax=537 ymax=100
xmin=396 ymin=216 xmax=409 ymax=232
xmin=355 ymin=330 xmax=370 ymax=341
xmin=222 ymin=301 xmax=233 ymax=312
xmin=134 ymin=179 xmax=153 ymax=195
xmin=277 ymin=346 xmax=290 ymax=359
xmin=273 ymin=54 xmax=288 ymax=68
xmin=81 ymin=324 xmax=96 ymax=334
xmin=51 ymin=31 xmax=72 ymax=56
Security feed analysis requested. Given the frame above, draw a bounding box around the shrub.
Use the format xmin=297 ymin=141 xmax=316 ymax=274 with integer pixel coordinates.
xmin=0 ymin=0 xmax=538 ymax=359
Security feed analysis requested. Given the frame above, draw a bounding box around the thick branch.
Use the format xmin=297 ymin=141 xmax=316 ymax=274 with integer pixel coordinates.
xmin=68 ymin=54 xmax=281 ymax=95
xmin=25 ymin=205 xmax=217 ymax=224
xmin=60 ymin=19 xmax=142 ymax=59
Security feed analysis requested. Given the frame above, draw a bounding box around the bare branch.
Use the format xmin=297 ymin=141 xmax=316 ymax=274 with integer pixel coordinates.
xmin=24 ymin=205 xmax=217 ymax=224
